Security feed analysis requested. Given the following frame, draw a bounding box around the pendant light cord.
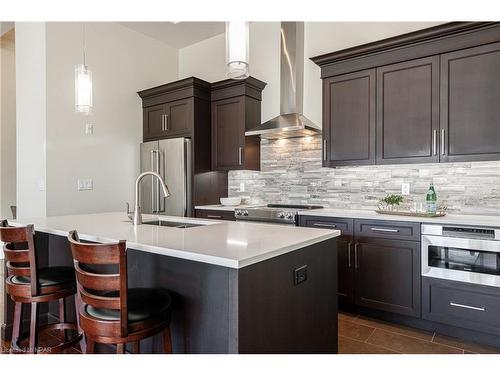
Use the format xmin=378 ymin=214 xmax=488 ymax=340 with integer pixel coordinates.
xmin=82 ymin=23 xmax=87 ymax=66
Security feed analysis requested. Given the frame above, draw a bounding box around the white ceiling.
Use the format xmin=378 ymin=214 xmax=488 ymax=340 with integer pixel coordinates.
xmin=118 ymin=22 xmax=225 ymax=49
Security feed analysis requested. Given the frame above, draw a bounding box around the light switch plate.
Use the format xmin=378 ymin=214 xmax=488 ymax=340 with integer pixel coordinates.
xmin=401 ymin=182 xmax=410 ymax=195
xmin=85 ymin=123 xmax=94 ymax=135
xmin=78 ymin=178 xmax=93 ymax=191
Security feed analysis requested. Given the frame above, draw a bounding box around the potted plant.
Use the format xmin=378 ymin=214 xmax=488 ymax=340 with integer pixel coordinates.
xmin=378 ymin=194 xmax=404 ymax=211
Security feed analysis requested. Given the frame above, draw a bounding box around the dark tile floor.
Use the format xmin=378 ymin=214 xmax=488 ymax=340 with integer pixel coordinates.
xmin=2 ymin=313 xmax=500 ymax=354
xmin=338 ymin=312 xmax=500 ymax=354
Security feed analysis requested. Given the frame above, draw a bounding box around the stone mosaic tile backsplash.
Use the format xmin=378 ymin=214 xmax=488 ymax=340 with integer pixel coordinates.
xmin=228 ymin=136 xmax=500 ymax=215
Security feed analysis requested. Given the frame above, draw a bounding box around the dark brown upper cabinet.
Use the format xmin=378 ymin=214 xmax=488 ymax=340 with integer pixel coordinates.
xmin=376 ymin=56 xmax=440 ymax=164
xmin=323 ymin=69 xmax=375 ymax=167
xmin=138 ymin=77 xmax=207 ymax=142
xmin=312 ymin=22 xmax=500 ymax=167
xmin=440 ymin=42 xmax=500 ymax=162
xmin=211 ymin=77 xmax=267 ymax=171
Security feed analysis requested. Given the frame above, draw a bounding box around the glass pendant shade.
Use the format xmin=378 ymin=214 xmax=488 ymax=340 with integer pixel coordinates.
xmin=226 ymin=21 xmax=249 ymax=80
xmin=75 ymin=63 xmax=93 ymax=114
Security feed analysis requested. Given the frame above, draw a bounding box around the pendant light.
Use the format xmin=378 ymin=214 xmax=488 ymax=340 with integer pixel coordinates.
xmin=226 ymin=21 xmax=249 ymax=80
xmin=75 ymin=24 xmax=93 ymax=114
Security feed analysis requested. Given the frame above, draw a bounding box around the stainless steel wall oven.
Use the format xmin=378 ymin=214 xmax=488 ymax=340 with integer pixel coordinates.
xmin=422 ymin=224 xmax=500 ymax=287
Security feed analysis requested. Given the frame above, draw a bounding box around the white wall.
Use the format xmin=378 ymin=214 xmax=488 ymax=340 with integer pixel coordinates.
xmin=179 ymin=22 xmax=281 ymax=123
xmin=0 ymin=29 xmax=16 ymax=219
xmin=15 ymin=22 xmax=46 ymax=219
xmin=43 ymin=22 xmax=178 ymax=216
xmin=179 ymin=22 xmax=444 ymax=126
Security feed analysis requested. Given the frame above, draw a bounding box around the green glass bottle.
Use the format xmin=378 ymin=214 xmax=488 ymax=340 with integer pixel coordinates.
xmin=426 ymin=183 xmax=437 ymax=214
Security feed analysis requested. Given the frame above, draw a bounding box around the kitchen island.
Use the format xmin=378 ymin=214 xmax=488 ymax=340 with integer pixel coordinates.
xmin=4 ymin=212 xmax=340 ymax=353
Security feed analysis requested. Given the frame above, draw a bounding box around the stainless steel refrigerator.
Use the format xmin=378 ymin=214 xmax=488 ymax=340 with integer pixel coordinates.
xmin=140 ymin=138 xmax=192 ymax=216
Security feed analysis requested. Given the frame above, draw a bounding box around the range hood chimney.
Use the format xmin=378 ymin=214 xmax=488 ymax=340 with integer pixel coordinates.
xmin=245 ymin=22 xmax=321 ymax=139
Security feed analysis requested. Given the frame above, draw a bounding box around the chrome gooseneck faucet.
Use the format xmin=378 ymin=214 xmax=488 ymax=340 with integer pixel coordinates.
xmin=127 ymin=171 xmax=171 ymax=226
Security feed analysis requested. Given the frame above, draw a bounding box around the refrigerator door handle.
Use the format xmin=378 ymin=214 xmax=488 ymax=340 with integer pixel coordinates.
xmin=156 ymin=149 xmax=163 ymax=212
xmin=150 ymin=150 xmax=157 ymax=212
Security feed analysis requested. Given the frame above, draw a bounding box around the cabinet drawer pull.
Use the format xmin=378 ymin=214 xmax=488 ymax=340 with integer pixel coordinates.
xmin=370 ymin=227 xmax=399 ymax=233
xmin=450 ymin=302 xmax=485 ymax=312
xmin=323 ymin=139 xmax=327 ymax=161
xmin=354 ymin=242 xmax=359 ymax=269
xmin=207 ymin=214 xmax=222 ymax=219
xmin=313 ymin=223 xmax=337 ymax=228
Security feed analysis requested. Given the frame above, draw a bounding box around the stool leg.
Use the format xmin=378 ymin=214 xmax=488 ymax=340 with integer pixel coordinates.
xmin=85 ymin=339 xmax=95 ymax=354
xmin=163 ymin=327 xmax=172 ymax=354
xmin=29 ymin=302 xmax=39 ymax=354
xmin=59 ymin=298 xmax=68 ymax=341
xmin=10 ymin=302 xmax=23 ymax=353
xmin=116 ymin=343 xmax=125 ymax=354
xmin=132 ymin=341 xmax=140 ymax=354
xmin=74 ymin=294 xmax=86 ymax=353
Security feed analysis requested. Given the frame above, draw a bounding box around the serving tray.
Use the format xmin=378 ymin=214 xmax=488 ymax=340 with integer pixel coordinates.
xmin=375 ymin=210 xmax=446 ymax=218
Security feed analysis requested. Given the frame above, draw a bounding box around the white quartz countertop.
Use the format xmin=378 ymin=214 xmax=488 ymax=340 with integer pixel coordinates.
xmin=298 ymin=208 xmax=500 ymax=227
xmin=194 ymin=204 xmax=259 ymax=212
xmin=9 ymin=212 xmax=339 ymax=269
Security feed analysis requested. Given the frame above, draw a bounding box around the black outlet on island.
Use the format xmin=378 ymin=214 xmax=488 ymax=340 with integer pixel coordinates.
xmin=293 ymin=265 xmax=308 ymax=286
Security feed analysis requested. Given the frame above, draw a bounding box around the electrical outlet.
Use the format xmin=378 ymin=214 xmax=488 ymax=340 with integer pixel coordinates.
xmin=77 ymin=178 xmax=93 ymax=191
xmin=38 ymin=180 xmax=45 ymax=191
xmin=401 ymin=182 xmax=410 ymax=195
xmin=85 ymin=123 xmax=94 ymax=135
xmin=293 ymin=265 xmax=308 ymax=286
xmin=239 ymin=182 xmax=245 ymax=192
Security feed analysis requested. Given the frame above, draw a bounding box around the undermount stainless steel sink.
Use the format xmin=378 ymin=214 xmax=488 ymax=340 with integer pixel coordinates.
xmin=142 ymin=220 xmax=205 ymax=229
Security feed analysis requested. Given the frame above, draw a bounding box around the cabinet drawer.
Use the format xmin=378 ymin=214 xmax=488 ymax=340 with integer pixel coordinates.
xmin=195 ymin=209 xmax=235 ymax=221
xmin=422 ymin=277 xmax=500 ymax=335
xmin=298 ymin=216 xmax=353 ymax=236
xmin=355 ymin=219 xmax=420 ymax=241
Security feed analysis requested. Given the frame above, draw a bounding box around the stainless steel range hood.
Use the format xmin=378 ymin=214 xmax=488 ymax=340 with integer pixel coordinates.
xmin=245 ymin=22 xmax=321 ymax=140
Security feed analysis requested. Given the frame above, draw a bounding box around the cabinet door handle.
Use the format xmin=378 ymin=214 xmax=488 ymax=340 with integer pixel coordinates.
xmin=433 ymin=130 xmax=438 ymax=155
xmin=450 ymin=302 xmax=485 ymax=312
xmin=161 ymin=114 xmax=165 ymax=131
xmin=313 ymin=223 xmax=337 ymax=228
xmin=238 ymin=146 xmax=243 ymax=165
xmin=347 ymin=242 xmax=352 ymax=268
xmin=441 ymin=129 xmax=446 ymax=155
xmin=370 ymin=227 xmax=399 ymax=233
xmin=207 ymin=214 xmax=222 ymax=219
xmin=165 ymin=114 xmax=169 ymax=131
xmin=323 ymin=139 xmax=327 ymax=161
xmin=354 ymin=242 xmax=359 ymax=269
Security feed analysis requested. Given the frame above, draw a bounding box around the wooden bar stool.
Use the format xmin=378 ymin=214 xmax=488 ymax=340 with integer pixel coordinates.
xmin=68 ymin=230 xmax=173 ymax=354
xmin=0 ymin=220 xmax=83 ymax=353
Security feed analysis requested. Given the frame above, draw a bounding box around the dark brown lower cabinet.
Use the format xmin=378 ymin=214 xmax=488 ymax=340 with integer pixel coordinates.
xmin=355 ymin=238 xmax=421 ymax=318
xmin=195 ymin=209 xmax=235 ymax=221
xmin=298 ymin=216 xmax=354 ymax=305
xmin=422 ymin=277 xmax=500 ymax=336
xmin=299 ymin=216 xmax=421 ymax=317
xmin=337 ymin=236 xmax=355 ymax=304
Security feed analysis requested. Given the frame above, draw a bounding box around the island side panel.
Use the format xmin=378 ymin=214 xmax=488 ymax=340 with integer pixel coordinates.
xmin=127 ymin=249 xmax=236 ymax=354
xmin=30 ymin=233 xmax=237 ymax=354
xmin=237 ymin=238 xmax=338 ymax=354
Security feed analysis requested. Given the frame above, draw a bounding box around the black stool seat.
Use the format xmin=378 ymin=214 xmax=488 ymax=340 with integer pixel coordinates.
xmin=85 ymin=288 xmax=172 ymax=323
xmin=10 ymin=266 xmax=76 ymax=287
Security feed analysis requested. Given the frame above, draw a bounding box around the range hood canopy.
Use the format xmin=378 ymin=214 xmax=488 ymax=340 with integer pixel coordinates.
xmin=246 ymin=22 xmax=321 ymax=140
